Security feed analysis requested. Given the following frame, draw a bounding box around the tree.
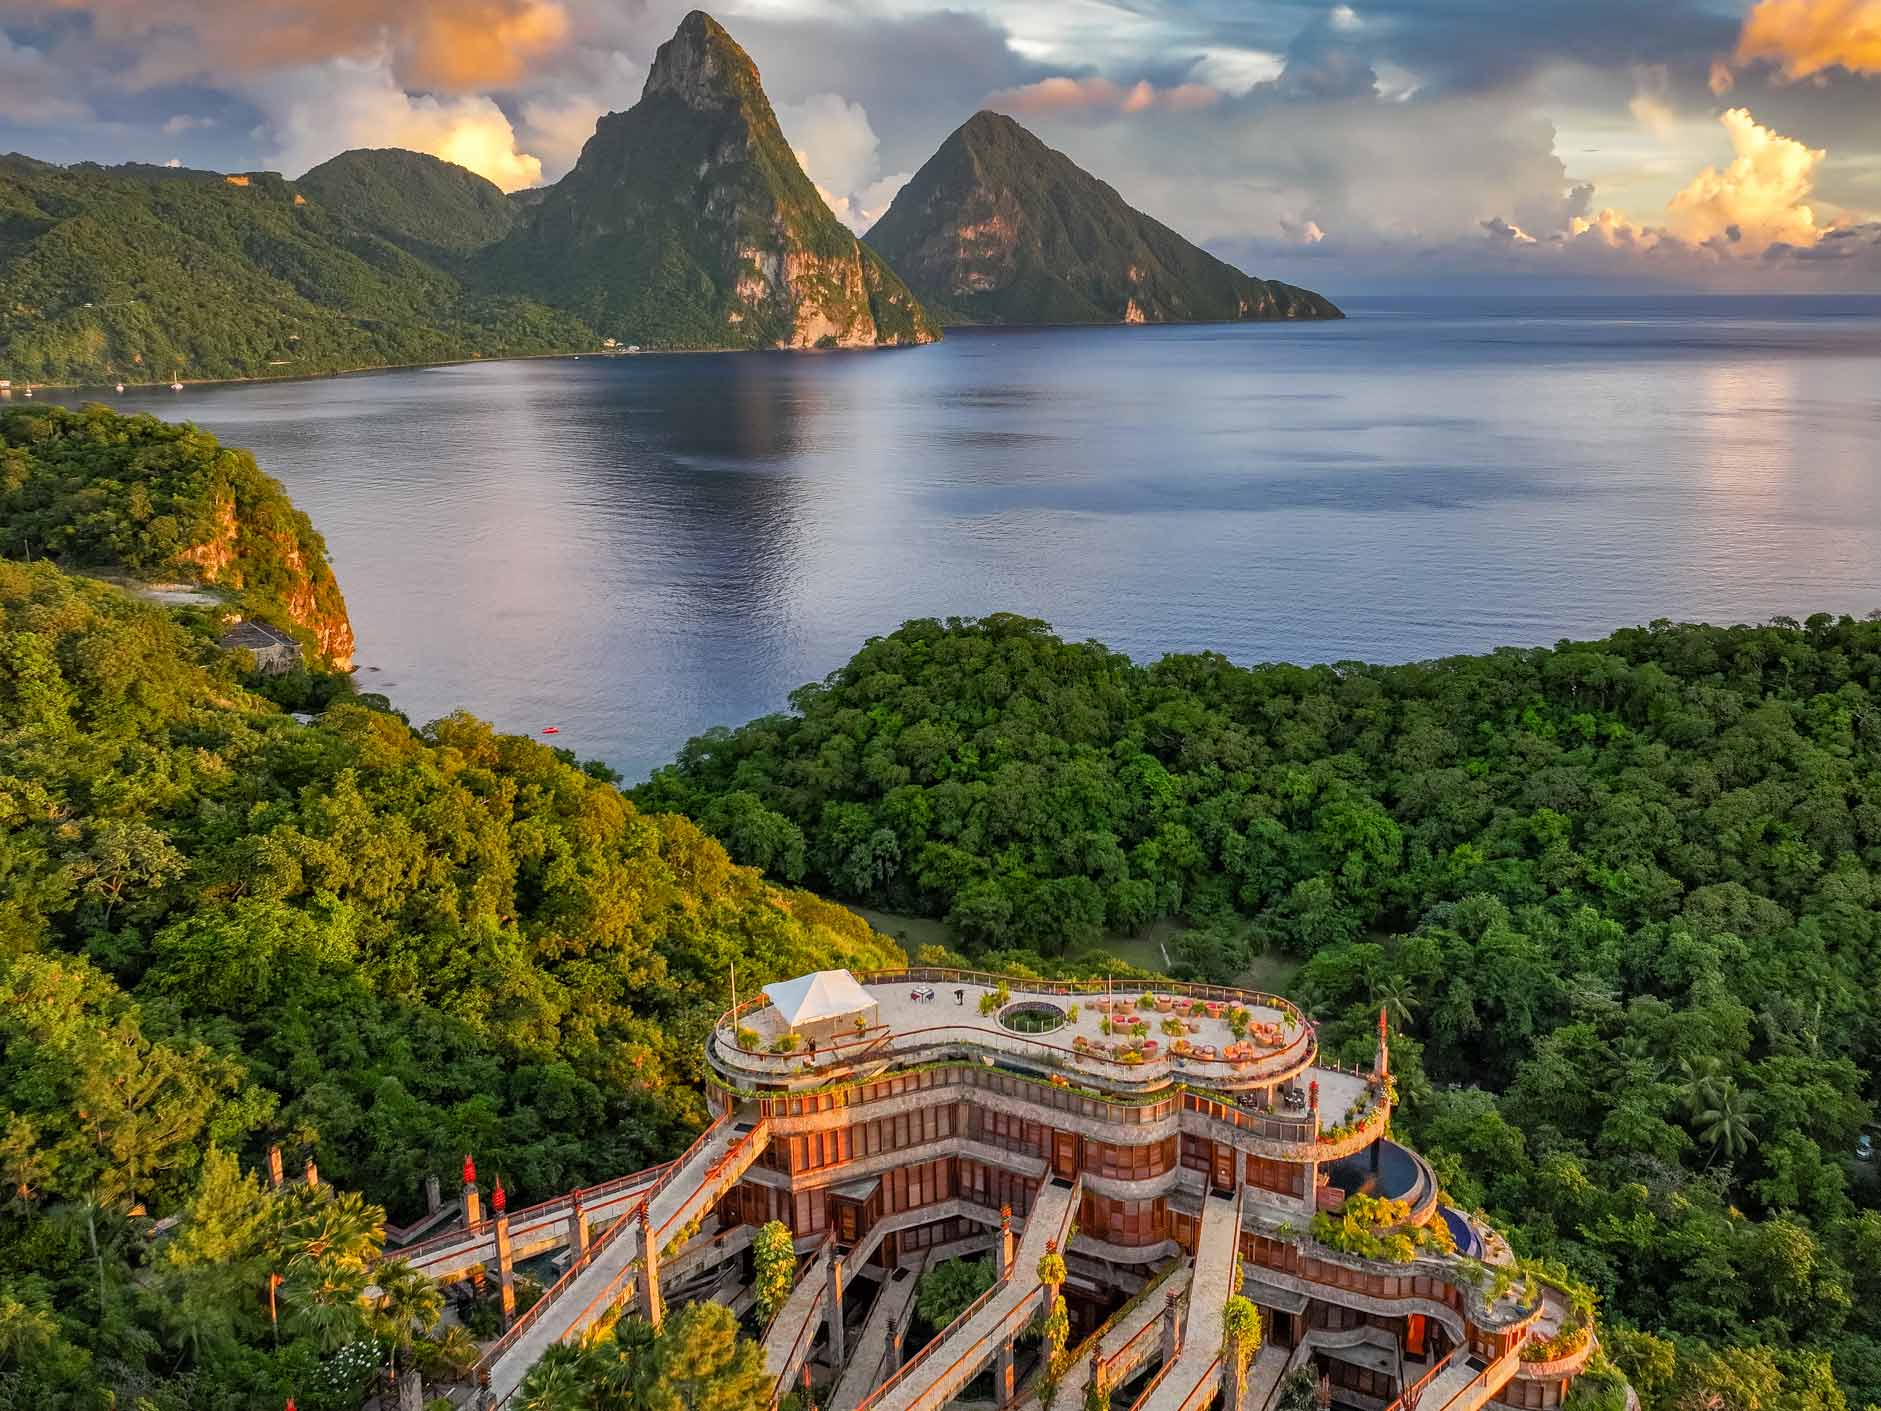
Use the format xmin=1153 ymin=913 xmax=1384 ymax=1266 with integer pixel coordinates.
xmin=916 ymin=1256 xmax=995 ymax=1332
xmin=1696 ymin=1081 xmax=1756 ymax=1165
xmin=369 ymin=1258 xmax=443 ymax=1401
xmin=752 ymin=1220 xmax=797 ymax=1326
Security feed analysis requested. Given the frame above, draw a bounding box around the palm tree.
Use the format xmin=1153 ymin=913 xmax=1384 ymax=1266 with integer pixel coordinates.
xmin=1696 ymin=1080 xmax=1756 ymax=1166
xmin=369 ymin=1259 xmax=444 ymax=1404
xmin=1370 ymin=975 xmax=1419 ymax=1034
xmin=275 ymin=1187 xmax=385 ymax=1277
xmin=418 ymin=1323 xmax=482 ymax=1383
xmin=283 ymin=1262 xmax=371 ymax=1352
xmin=1676 ymin=1055 xmax=1725 ymax=1118
xmin=516 ymin=1344 xmax=589 ymax=1411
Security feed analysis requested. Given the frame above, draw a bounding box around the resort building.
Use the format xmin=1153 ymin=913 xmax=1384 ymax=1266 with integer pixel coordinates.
xmin=397 ymin=969 xmax=1599 ymax=1411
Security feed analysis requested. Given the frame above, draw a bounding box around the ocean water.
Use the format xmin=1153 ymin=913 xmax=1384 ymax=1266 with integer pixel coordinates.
xmin=45 ymin=295 xmax=1881 ymax=779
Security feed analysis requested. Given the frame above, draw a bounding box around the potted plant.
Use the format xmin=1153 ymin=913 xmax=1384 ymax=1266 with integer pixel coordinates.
xmin=735 ymin=1026 xmax=760 ymax=1051
xmin=1138 ymin=994 xmax=1158 ymax=1012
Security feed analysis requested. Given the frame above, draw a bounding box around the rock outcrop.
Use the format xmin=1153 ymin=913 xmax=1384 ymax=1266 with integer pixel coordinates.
xmin=491 ymin=11 xmax=938 ymax=350
xmin=866 ymin=111 xmax=1342 ymax=326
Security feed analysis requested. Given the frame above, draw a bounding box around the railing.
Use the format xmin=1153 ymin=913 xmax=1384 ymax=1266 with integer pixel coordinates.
xmin=766 ymin=1235 xmax=836 ymax=1405
xmin=1175 ymin=1355 xmax=1225 ymax=1411
xmin=473 ymin=1202 xmax=639 ymax=1377
xmin=392 ymin=1160 xmax=673 ymax=1266
xmin=1380 ymin=1346 xmax=1464 ymax=1411
xmin=711 ymin=970 xmax=1315 ymax=1078
xmin=859 ymin=1278 xmax=1044 ymax=1411
xmin=718 ymin=1014 xmax=1317 ymax=1089
xmin=854 ymin=1265 xmax=1010 ymax=1411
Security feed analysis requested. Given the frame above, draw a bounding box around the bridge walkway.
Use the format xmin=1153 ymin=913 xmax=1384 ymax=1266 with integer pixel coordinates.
xmin=1128 ymin=1185 xmax=1245 ymax=1411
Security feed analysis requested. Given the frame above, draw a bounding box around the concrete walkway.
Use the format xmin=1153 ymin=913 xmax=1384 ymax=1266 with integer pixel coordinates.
xmin=1129 ymin=1186 xmax=1244 ymax=1411
xmin=763 ymin=1239 xmax=836 ymax=1395
xmin=482 ymin=1116 xmax=770 ymax=1404
xmin=859 ymin=1177 xmax=1081 ymax=1411
xmin=1247 ymin=1342 xmax=1291 ymax=1411
xmin=831 ymin=1253 xmax=930 ymax=1411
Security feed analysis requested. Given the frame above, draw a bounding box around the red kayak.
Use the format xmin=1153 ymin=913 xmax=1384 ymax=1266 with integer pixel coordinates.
xmin=541 ymin=726 xmax=560 ymax=735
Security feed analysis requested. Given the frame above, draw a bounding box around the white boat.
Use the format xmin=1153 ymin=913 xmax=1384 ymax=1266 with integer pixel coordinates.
xmin=170 ymin=381 xmax=184 ymax=391
xmin=115 ymin=383 xmax=125 ymax=393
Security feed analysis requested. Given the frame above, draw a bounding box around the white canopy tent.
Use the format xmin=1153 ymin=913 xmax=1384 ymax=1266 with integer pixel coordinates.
xmin=763 ymin=969 xmax=880 ymax=1043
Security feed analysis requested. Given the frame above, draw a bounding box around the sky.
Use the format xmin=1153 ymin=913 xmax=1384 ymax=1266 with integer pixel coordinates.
xmin=1 ymin=0 xmax=1878 ymax=292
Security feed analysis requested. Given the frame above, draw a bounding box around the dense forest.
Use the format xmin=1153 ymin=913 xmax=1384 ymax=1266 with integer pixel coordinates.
xmin=2 ymin=405 xmax=354 ymax=666
xmin=640 ymin=612 xmax=1881 ymax=1411
xmin=0 ymin=546 xmax=895 ymax=1406
xmin=0 ymin=152 xmax=594 ymax=385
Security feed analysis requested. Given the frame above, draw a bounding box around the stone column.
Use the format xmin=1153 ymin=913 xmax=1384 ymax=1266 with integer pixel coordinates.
xmin=1224 ymin=1334 xmax=1251 ymax=1411
xmin=267 ymin=1145 xmax=284 ymax=1189
xmin=826 ymin=1252 xmax=847 ymax=1370
xmin=567 ymin=1189 xmax=589 ymax=1257
xmin=462 ymin=1155 xmax=482 ymax=1227
xmin=1301 ymin=1082 xmax=1321 ymax=1224
xmin=998 ymin=1204 xmax=1014 ymax=1278
xmin=425 ymin=1173 xmax=441 ymax=1215
xmin=994 ymin=1337 xmax=1016 ymax=1408
xmin=1084 ymin=1351 xmax=1109 ymax=1411
xmin=885 ymin=1318 xmax=903 ymax=1376
xmin=1375 ymin=1006 xmax=1390 ymax=1083
xmin=302 ymin=1155 xmax=319 ymax=1189
xmin=1159 ymin=1288 xmax=1182 ymax=1366
xmin=636 ymin=1206 xmax=664 ymax=1330
xmin=397 ymin=1365 xmax=426 ymax=1411
xmin=493 ymin=1182 xmax=516 ymax=1328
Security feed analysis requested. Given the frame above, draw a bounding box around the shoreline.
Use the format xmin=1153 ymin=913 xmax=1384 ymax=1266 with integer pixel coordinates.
xmin=1 ymin=310 xmax=1357 ymax=394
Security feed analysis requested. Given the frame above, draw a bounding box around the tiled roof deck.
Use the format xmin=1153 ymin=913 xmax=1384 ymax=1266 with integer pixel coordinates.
xmin=713 ymin=970 xmax=1321 ymax=1095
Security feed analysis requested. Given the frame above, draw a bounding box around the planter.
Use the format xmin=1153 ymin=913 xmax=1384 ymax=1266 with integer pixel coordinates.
xmin=1154 ymin=997 xmax=1174 ymax=1013
xmin=1205 ymin=1002 xmax=1225 ymax=1019
xmin=1142 ymin=1040 xmax=1159 ymax=1056
xmin=1186 ymin=1021 xmax=1202 ymax=1033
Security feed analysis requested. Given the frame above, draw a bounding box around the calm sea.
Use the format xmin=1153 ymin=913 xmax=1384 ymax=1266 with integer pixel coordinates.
xmin=45 ymin=295 xmax=1881 ymax=780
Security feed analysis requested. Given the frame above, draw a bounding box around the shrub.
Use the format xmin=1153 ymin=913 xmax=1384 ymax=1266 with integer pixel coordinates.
xmin=753 ymin=1220 xmax=797 ymax=1325
xmin=735 ymin=1026 xmax=760 ymax=1050
xmin=1161 ymin=1017 xmax=1185 ymax=1037
xmin=770 ymin=1033 xmax=800 ymax=1053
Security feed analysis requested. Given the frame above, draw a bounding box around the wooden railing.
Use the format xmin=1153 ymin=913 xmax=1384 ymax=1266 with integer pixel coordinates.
xmin=765 ymin=1234 xmax=837 ymax=1406
xmin=392 ymin=1160 xmax=673 ymax=1266
xmin=473 ymin=1202 xmax=637 ymax=1379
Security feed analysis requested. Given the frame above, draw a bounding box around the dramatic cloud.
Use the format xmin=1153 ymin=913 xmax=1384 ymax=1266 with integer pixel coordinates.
xmin=256 ymin=55 xmax=544 ymax=190
xmin=1666 ymin=107 xmax=1825 ymax=250
xmin=1735 ymin=0 xmax=1881 ymax=80
xmin=989 ymin=76 xmax=1221 ymax=116
xmin=29 ymin=0 xmax=571 ymax=90
xmin=776 ymin=93 xmax=908 ymax=231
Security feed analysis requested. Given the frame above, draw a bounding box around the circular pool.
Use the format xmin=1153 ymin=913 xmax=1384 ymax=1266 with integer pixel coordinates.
xmin=998 ymin=1001 xmax=1068 ymax=1035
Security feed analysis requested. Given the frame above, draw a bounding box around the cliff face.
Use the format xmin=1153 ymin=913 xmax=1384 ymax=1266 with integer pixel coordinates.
xmin=866 ymin=112 xmax=1342 ymax=326
xmin=489 ymin=11 xmax=938 ymax=350
xmin=0 ymin=405 xmax=355 ymax=670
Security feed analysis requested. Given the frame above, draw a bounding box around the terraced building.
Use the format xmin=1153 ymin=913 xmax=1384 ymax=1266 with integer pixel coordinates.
xmin=415 ymin=969 xmax=1599 ymax=1411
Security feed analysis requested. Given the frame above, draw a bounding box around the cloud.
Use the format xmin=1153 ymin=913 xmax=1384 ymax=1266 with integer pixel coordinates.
xmin=1666 ymin=107 xmax=1825 ymax=250
xmin=161 ymin=113 xmax=214 ymax=135
xmin=33 ymin=0 xmax=571 ymax=91
xmin=775 ymin=93 xmax=909 ymax=232
xmin=254 ymin=54 xmax=544 ymax=190
xmin=1189 ymin=47 xmax=1286 ymax=97
xmin=518 ymin=94 xmax=607 ymax=179
xmin=989 ymin=75 xmax=1222 ymax=116
xmin=1734 ymin=0 xmax=1881 ymax=79
xmin=0 ymin=29 xmax=89 ymax=122
xmin=1482 ymin=216 xmax=1539 ymax=243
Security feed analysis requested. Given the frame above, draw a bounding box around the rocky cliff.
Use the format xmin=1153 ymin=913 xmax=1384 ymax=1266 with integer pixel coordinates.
xmin=489 ymin=11 xmax=938 ymax=350
xmin=866 ymin=112 xmax=1341 ymax=326
xmin=0 ymin=405 xmax=354 ymax=669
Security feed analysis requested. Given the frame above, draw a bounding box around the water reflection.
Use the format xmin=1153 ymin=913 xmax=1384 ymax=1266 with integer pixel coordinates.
xmin=39 ymin=297 xmax=1881 ymax=779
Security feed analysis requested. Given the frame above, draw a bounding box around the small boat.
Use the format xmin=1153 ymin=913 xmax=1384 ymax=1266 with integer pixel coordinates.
xmin=170 ymin=382 xmax=184 ymax=392
xmin=115 ymin=383 xmax=125 ymax=393
xmin=541 ymin=726 xmax=560 ymax=735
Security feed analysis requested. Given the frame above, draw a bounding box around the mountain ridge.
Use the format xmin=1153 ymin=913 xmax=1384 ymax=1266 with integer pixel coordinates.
xmin=865 ymin=110 xmax=1340 ymax=326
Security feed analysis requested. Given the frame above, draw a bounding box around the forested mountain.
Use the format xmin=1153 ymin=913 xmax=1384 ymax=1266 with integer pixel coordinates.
xmin=0 ymin=410 xmax=899 ymax=1405
xmin=491 ymin=11 xmax=936 ymax=349
xmin=639 ymin=611 xmax=1881 ymax=1411
xmin=865 ymin=112 xmax=1340 ymax=325
xmin=0 ymin=152 xmax=593 ymax=386
xmin=1 ymin=404 xmax=355 ymax=665
xmin=0 ymin=12 xmax=936 ymax=386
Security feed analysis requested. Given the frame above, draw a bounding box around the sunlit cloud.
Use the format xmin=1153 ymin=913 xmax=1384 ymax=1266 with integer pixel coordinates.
xmin=1734 ymin=0 xmax=1881 ymax=80
xmin=256 ymin=54 xmax=545 ymax=190
xmin=989 ymin=75 xmax=1221 ymax=116
xmin=1666 ymin=107 xmax=1825 ymax=251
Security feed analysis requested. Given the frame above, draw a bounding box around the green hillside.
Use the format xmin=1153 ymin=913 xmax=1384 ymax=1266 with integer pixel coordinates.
xmin=0 ymin=153 xmax=594 ymax=386
xmin=295 ymin=146 xmax=520 ymax=258
xmin=866 ymin=111 xmax=1340 ymax=325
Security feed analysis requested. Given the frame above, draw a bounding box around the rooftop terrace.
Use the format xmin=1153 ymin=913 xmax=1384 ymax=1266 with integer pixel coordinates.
xmin=710 ymin=969 xmax=1371 ymax=1117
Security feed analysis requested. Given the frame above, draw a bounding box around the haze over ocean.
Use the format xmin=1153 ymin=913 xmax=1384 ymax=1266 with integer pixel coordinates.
xmin=52 ymin=294 xmax=1881 ymax=779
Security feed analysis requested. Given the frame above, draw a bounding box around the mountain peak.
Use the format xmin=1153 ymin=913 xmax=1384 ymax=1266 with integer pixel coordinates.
xmin=866 ymin=111 xmax=1339 ymax=326
xmin=643 ymin=9 xmax=762 ymax=110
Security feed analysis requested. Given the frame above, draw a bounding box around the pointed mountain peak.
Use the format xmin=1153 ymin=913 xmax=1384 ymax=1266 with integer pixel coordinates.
xmin=644 ymin=9 xmax=764 ymax=111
